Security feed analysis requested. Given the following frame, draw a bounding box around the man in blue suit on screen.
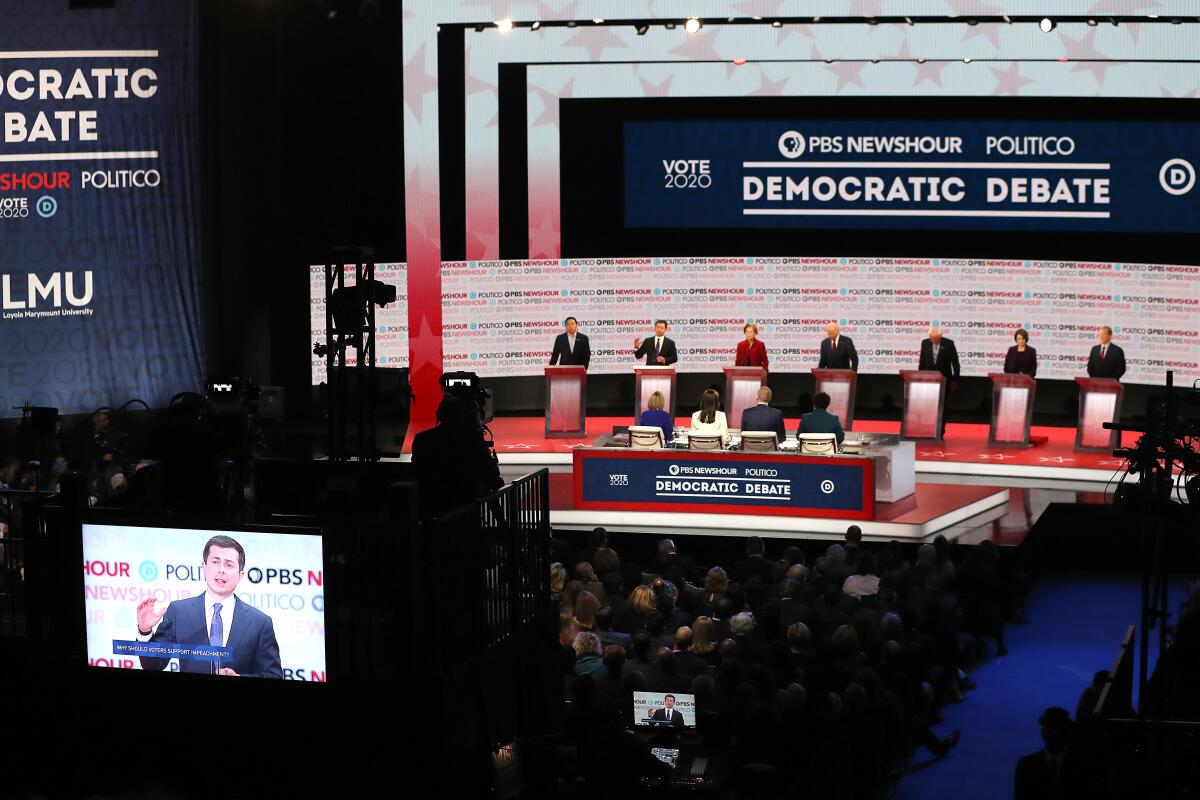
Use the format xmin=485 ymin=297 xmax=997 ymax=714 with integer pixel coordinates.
xmin=134 ymin=535 xmax=283 ymax=678
xmin=739 ymin=386 xmax=787 ymax=444
xmin=797 ymin=392 xmax=845 ymax=446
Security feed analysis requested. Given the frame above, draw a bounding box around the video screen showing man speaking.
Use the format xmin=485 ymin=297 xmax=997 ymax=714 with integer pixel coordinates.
xmin=83 ymin=524 xmax=326 ymax=681
xmin=633 ymin=691 xmax=696 ymax=729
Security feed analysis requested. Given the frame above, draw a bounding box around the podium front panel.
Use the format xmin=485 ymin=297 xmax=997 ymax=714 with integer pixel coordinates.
xmin=994 ymin=386 xmax=1032 ymax=444
xmin=1079 ymin=391 xmax=1119 ymax=449
xmin=902 ymin=381 xmax=942 ymax=440
xmin=725 ymin=368 xmax=766 ymax=429
xmin=545 ymin=370 xmax=586 ymax=436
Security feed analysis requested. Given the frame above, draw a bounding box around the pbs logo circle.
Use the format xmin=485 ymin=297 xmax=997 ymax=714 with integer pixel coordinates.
xmin=668 ymin=464 xmax=680 ymax=476
xmin=819 ymin=480 xmax=836 ymax=495
xmin=35 ymin=195 xmax=57 ymax=218
xmin=138 ymin=561 xmax=159 ymax=582
xmin=1159 ymin=158 xmax=1195 ymax=196
xmin=778 ymin=130 xmax=806 ymax=159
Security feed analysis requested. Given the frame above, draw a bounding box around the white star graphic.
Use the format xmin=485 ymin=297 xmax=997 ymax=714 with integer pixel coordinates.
xmin=503 ymin=443 xmax=537 ymax=450
xmin=1096 ymin=459 xmax=1125 ymax=466
xmin=978 ymin=453 xmax=1014 ymax=460
xmin=1037 ymin=456 xmax=1075 ymax=464
xmin=919 ymin=451 xmax=957 ymax=458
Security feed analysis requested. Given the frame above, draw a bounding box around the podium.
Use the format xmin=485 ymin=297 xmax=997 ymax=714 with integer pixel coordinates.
xmin=724 ymin=367 xmax=767 ymax=429
xmin=988 ymin=373 xmax=1036 ymax=446
xmin=899 ymin=370 xmax=946 ymax=441
xmin=633 ymin=366 xmax=676 ymax=423
xmin=812 ymin=369 xmax=857 ymax=430
xmin=1075 ymin=377 xmax=1123 ymax=452
xmin=544 ymin=365 xmax=587 ymax=437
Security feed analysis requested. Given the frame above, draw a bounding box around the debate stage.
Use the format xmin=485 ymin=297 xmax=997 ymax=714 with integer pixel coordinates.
xmin=405 ymin=416 xmax=1132 ymax=543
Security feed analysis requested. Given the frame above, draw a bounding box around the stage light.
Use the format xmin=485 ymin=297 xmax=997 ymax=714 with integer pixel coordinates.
xmin=963 ymin=57 xmax=972 ymax=63
xmin=867 ymin=18 xmax=878 ymax=26
xmin=1002 ymin=15 xmax=1012 ymax=24
xmin=495 ymin=18 xmax=514 ymax=34
xmin=732 ymin=57 xmax=747 ymax=65
xmin=1086 ymin=19 xmax=1098 ymax=26
xmin=904 ymin=17 xmax=913 ymax=25
xmin=664 ymin=22 xmax=676 ymax=29
xmin=1040 ymin=18 xmax=1055 ymax=32
xmin=967 ymin=19 xmax=978 ymax=26
xmin=531 ymin=21 xmax=541 ymax=31
xmin=684 ymin=17 xmax=702 ymax=34
xmin=593 ymin=17 xmax=604 ymax=24
xmin=771 ymin=20 xmax=782 ymax=28
xmin=871 ymin=58 xmax=879 ymax=63
xmin=635 ymin=23 xmax=649 ymax=35
xmin=473 ymin=24 xmax=485 ymax=32
xmin=916 ymin=57 xmax=926 ymax=63
xmin=567 ymin=20 xmax=576 ymax=28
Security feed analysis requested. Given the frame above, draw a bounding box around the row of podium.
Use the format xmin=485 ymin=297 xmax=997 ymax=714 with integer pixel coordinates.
xmin=544 ymin=365 xmax=1124 ymax=452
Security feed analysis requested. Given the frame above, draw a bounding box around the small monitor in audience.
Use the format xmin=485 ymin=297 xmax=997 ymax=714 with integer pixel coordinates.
xmin=634 ymin=691 xmax=696 ymax=729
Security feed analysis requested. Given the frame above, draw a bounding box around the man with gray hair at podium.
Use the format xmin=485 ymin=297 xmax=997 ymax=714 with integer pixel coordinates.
xmin=818 ymin=322 xmax=858 ymax=372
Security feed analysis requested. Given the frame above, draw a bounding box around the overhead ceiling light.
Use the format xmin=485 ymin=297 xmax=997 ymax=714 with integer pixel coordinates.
xmin=732 ymin=57 xmax=747 ymax=65
xmin=771 ymin=20 xmax=782 ymax=28
xmin=635 ymin=23 xmax=649 ymax=35
xmin=495 ymin=18 xmax=514 ymax=34
xmin=967 ymin=19 xmax=978 ymax=26
xmin=870 ymin=58 xmax=879 ymax=63
xmin=916 ymin=57 xmax=926 ymax=63
xmin=664 ymin=22 xmax=676 ymax=29
xmin=1039 ymin=18 xmax=1055 ymax=32
xmin=904 ymin=17 xmax=913 ymax=26
xmin=1002 ymin=15 xmax=1012 ymax=24
xmin=531 ymin=21 xmax=541 ymax=31
xmin=1087 ymin=19 xmax=1098 ymax=27
xmin=593 ymin=17 xmax=604 ymax=24
xmin=867 ymin=18 xmax=879 ymax=26
xmin=566 ymin=20 xmax=576 ymax=28
xmin=824 ymin=58 xmax=833 ymax=64
xmin=473 ymin=24 xmax=485 ymax=32
xmin=684 ymin=17 xmax=702 ymax=34
xmin=963 ymin=57 xmax=972 ymax=63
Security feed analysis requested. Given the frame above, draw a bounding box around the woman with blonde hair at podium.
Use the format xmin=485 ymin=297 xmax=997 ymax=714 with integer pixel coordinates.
xmin=689 ymin=388 xmax=730 ymax=445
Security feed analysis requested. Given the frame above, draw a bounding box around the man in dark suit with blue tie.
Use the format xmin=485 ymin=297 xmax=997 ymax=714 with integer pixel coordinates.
xmin=739 ymin=386 xmax=787 ymax=443
xmin=797 ymin=392 xmax=845 ymax=445
xmin=633 ymin=319 xmax=678 ymax=366
xmin=1086 ymin=326 xmax=1126 ymax=381
xmin=549 ymin=316 xmax=590 ymax=369
xmin=135 ymin=535 xmax=283 ymax=677
xmin=818 ymin=322 xmax=858 ymax=371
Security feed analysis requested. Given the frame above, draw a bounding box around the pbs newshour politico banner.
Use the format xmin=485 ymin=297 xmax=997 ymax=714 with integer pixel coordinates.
xmin=0 ymin=2 xmax=201 ymax=416
xmin=441 ymin=257 xmax=1198 ymax=386
xmin=625 ymin=120 xmax=1200 ymax=233
xmin=83 ymin=524 xmax=326 ymax=681
xmin=308 ymin=263 xmax=408 ymax=385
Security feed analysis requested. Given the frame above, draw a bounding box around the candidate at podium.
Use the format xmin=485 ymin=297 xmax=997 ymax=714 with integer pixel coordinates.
xmin=739 ymin=386 xmax=786 ymax=443
xmin=638 ymin=390 xmax=673 ymax=445
xmin=818 ymin=322 xmax=858 ymax=372
xmin=633 ymin=319 xmax=678 ymax=366
xmin=549 ymin=316 xmax=590 ymax=368
xmin=735 ymin=323 xmax=769 ymax=370
xmin=1003 ymin=328 xmax=1038 ymax=378
xmin=689 ymin=388 xmax=730 ymax=445
xmin=1086 ymin=326 xmax=1126 ymax=381
xmin=650 ymin=694 xmax=685 ymax=728
xmin=919 ymin=327 xmax=961 ymax=383
xmin=797 ymin=391 xmax=845 ymax=445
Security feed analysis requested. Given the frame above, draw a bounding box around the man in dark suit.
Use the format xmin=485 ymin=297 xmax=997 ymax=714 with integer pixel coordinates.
xmin=650 ymin=694 xmax=686 ymax=728
xmin=919 ymin=327 xmax=961 ymax=382
xmin=797 ymin=392 xmax=845 ymax=445
xmin=135 ymin=535 xmax=282 ymax=677
xmin=410 ymin=396 xmax=504 ymax=518
xmin=633 ymin=319 xmax=678 ymax=366
xmin=549 ymin=316 xmax=590 ymax=368
xmin=739 ymin=386 xmax=787 ymax=443
xmin=1086 ymin=326 xmax=1126 ymax=381
xmin=818 ymin=322 xmax=858 ymax=371
xmin=1014 ymin=707 xmax=1094 ymax=800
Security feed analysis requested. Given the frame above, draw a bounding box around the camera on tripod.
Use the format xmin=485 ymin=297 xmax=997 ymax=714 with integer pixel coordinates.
xmin=440 ymin=371 xmax=494 ymax=427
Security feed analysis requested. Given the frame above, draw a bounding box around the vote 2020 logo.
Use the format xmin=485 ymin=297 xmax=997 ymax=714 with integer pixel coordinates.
xmin=1159 ymin=159 xmax=1195 ymax=196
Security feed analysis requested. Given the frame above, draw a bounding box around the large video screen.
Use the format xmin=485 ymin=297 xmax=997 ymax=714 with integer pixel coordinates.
xmin=83 ymin=523 xmax=326 ymax=681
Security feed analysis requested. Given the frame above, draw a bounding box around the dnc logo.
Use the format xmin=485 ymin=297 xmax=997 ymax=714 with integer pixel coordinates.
xmin=138 ymin=561 xmax=159 ymax=582
xmin=778 ymin=130 xmax=806 ymax=159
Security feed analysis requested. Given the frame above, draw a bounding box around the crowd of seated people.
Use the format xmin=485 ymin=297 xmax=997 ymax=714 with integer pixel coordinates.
xmin=552 ymin=526 xmax=1019 ymax=797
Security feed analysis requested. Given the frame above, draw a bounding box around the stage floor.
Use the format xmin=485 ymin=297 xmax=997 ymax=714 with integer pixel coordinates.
xmin=446 ymin=416 xmax=1136 ymax=483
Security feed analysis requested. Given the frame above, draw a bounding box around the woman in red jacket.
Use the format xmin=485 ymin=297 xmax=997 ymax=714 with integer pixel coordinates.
xmin=735 ymin=322 xmax=769 ymax=370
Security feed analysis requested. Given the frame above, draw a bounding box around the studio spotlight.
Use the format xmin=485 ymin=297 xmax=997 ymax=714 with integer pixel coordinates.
xmin=531 ymin=21 xmax=541 ymax=31
xmin=593 ymin=17 xmax=604 ymax=24
xmin=495 ymin=18 xmax=514 ymax=34
xmin=1086 ymin=19 xmax=1098 ymax=26
xmin=684 ymin=17 xmax=702 ymax=34
xmin=916 ymin=57 xmax=926 ymax=63
xmin=1039 ymin=18 xmax=1055 ymax=32
xmin=635 ymin=23 xmax=649 ymax=35
xmin=967 ymin=19 xmax=978 ymax=26
xmin=963 ymin=57 xmax=973 ymax=63
xmin=567 ymin=20 xmax=576 ymax=28
xmin=664 ymin=22 xmax=676 ymax=30
xmin=771 ymin=20 xmax=782 ymax=28
xmin=867 ymin=18 xmax=878 ymax=26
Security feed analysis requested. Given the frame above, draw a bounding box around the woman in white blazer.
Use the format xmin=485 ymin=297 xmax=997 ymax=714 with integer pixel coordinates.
xmin=689 ymin=388 xmax=730 ymax=445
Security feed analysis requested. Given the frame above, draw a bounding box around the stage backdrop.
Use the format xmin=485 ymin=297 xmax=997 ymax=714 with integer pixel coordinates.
xmin=441 ymin=256 xmax=1198 ymax=386
xmin=0 ymin=1 xmax=201 ymax=417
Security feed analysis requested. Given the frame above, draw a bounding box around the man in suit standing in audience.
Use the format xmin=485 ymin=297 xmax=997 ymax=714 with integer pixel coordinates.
xmin=1086 ymin=326 xmax=1126 ymax=381
xmin=739 ymin=386 xmax=787 ymax=443
xmin=798 ymin=392 xmax=845 ymax=446
xmin=818 ymin=322 xmax=858 ymax=372
xmin=549 ymin=316 xmax=590 ymax=369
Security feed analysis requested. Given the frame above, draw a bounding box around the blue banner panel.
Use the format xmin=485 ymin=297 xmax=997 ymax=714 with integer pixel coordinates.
xmin=624 ymin=119 xmax=1200 ymax=234
xmin=578 ymin=451 xmax=869 ymax=516
xmin=0 ymin=1 xmax=201 ymax=416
